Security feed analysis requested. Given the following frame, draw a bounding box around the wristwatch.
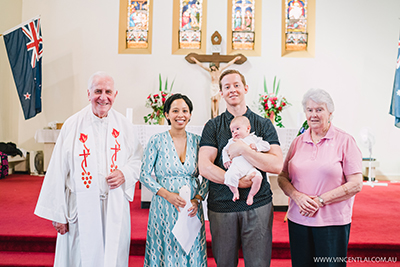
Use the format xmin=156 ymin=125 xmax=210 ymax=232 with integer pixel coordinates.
xmin=317 ymin=196 xmax=325 ymax=206
xmin=193 ymin=196 xmax=202 ymax=204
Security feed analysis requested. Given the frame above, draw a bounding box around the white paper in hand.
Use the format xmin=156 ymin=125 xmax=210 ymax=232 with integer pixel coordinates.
xmin=172 ymin=184 xmax=202 ymax=254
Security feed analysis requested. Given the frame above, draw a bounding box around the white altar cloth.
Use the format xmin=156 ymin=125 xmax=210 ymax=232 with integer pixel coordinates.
xmin=34 ymin=129 xmax=61 ymax=143
xmin=33 ymin=124 xmax=297 ymax=206
xmin=134 ymin=125 xmax=298 ymax=208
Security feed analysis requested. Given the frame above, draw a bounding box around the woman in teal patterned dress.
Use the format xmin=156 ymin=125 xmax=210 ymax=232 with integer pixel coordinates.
xmin=140 ymin=94 xmax=209 ymax=267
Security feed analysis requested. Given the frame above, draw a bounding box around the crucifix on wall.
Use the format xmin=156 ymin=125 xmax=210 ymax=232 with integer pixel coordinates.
xmin=185 ymin=31 xmax=247 ymax=118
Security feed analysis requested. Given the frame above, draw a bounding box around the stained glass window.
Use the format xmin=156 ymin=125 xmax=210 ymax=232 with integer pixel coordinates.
xmin=231 ymin=0 xmax=255 ymax=51
xmin=179 ymin=0 xmax=203 ymax=49
xmin=126 ymin=1 xmax=150 ymax=49
xmin=284 ymin=0 xmax=308 ymax=51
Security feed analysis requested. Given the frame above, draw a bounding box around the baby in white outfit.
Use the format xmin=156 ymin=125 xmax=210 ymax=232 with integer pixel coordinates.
xmin=222 ymin=116 xmax=271 ymax=205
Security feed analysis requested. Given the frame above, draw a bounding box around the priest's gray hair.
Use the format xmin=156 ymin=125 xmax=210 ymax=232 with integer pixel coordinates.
xmin=87 ymin=71 xmax=114 ymax=90
xmin=302 ymin=88 xmax=335 ymax=113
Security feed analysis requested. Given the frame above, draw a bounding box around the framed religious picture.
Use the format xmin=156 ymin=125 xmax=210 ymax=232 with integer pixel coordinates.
xmin=118 ymin=0 xmax=153 ymax=54
xmin=227 ymin=0 xmax=261 ymax=57
xmin=281 ymin=0 xmax=315 ymax=57
xmin=172 ymin=0 xmax=208 ymax=55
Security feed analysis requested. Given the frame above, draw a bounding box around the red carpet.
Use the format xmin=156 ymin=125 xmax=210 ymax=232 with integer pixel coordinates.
xmin=0 ymin=174 xmax=399 ymax=266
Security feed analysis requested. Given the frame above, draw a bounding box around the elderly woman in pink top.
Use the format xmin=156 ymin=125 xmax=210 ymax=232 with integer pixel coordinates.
xmin=278 ymin=88 xmax=363 ymax=267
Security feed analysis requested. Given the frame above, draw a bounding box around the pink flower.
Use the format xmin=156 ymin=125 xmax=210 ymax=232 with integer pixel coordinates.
xmin=162 ymin=97 xmax=166 ymax=103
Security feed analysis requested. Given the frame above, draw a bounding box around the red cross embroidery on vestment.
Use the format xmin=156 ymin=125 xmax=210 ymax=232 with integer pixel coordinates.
xmin=79 ymin=133 xmax=92 ymax=189
xmin=110 ymin=128 xmax=121 ymax=173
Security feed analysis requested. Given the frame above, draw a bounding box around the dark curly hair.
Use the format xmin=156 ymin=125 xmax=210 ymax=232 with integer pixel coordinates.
xmin=163 ymin=93 xmax=193 ymax=125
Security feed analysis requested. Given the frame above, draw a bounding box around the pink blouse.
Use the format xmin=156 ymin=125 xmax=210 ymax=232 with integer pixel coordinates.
xmin=283 ymin=125 xmax=362 ymax=227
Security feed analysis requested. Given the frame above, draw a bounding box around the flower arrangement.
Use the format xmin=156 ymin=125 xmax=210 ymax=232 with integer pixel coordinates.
xmin=144 ymin=74 xmax=174 ymax=125
xmin=259 ymin=76 xmax=290 ymax=128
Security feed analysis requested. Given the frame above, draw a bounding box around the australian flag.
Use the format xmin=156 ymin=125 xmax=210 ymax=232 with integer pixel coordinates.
xmin=3 ymin=16 xmax=43 ymax=120
xmin=389 ymin=37 xmax=400 ymax=128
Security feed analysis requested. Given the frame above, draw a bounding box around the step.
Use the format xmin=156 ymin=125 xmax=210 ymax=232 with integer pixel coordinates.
xmin=0 ymin=252 xmax=293 ymax=267
xmin=0 ymin=251 xmax=54 ymax=267
xmin=0 ymin=235 xmax=56 ymax=253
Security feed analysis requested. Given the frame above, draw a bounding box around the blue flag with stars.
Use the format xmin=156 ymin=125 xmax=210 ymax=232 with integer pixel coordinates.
xmin=3 ymin=16 xmax=42 ymax=120
xmin=390 ymin=37 xmax=400 ymax=128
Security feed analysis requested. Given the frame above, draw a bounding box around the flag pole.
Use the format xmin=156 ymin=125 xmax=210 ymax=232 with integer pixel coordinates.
xmin=2 ymin=15 xmax=41 ymax=36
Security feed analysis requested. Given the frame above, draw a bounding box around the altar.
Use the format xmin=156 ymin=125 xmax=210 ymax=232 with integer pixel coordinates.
xmin=134 ymin=125 xmax=297 ymax=209
xmin=34 ymin=124 xmax=297 ymax=209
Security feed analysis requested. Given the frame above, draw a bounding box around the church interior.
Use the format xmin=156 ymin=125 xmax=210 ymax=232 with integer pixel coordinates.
xmin=1 ymin=0 xmax=400 ymax=266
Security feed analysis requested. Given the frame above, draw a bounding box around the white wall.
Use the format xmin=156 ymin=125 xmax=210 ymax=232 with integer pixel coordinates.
xmin=0 ymin=0 xmax=22 ymax=143
xmin=1 ymin=0 xmax=400 ymax=179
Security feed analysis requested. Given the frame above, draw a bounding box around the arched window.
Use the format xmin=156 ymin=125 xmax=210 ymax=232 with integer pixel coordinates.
xmin=119 ymin=0 xmax=153 ymax=54
xmin=172 ymin=0 xmax=208 ymax=55
xmin=282 ymin=0 xmax=315 ymax=57
xmin=227 ymin=0 xmax=261 ymax=57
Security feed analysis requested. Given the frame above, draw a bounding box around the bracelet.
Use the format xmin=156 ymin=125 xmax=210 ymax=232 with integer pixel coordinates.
xmin=317 ymin=196 xmax=325 ymax=206
xmin=193 ymin=195 xmax=203 ymax=204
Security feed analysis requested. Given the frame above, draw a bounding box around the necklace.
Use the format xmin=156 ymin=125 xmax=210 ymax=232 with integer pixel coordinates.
xmin=312 ymin=136 xmax=322 ymax=143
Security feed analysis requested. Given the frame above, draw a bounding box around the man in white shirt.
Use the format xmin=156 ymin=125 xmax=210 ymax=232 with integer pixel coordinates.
xmin=34 ymin=71 xmax=142 ymax=267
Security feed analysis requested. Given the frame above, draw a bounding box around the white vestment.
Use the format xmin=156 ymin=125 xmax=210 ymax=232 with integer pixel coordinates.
xmin=222 ymin=133 xmax=270 ymax=187
xmin=34 ymin=105 xmax=142 ymax=267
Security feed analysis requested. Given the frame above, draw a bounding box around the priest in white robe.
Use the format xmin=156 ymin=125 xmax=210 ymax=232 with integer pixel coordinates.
xmin=34 ymin=71 xmax=142 ymax=267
